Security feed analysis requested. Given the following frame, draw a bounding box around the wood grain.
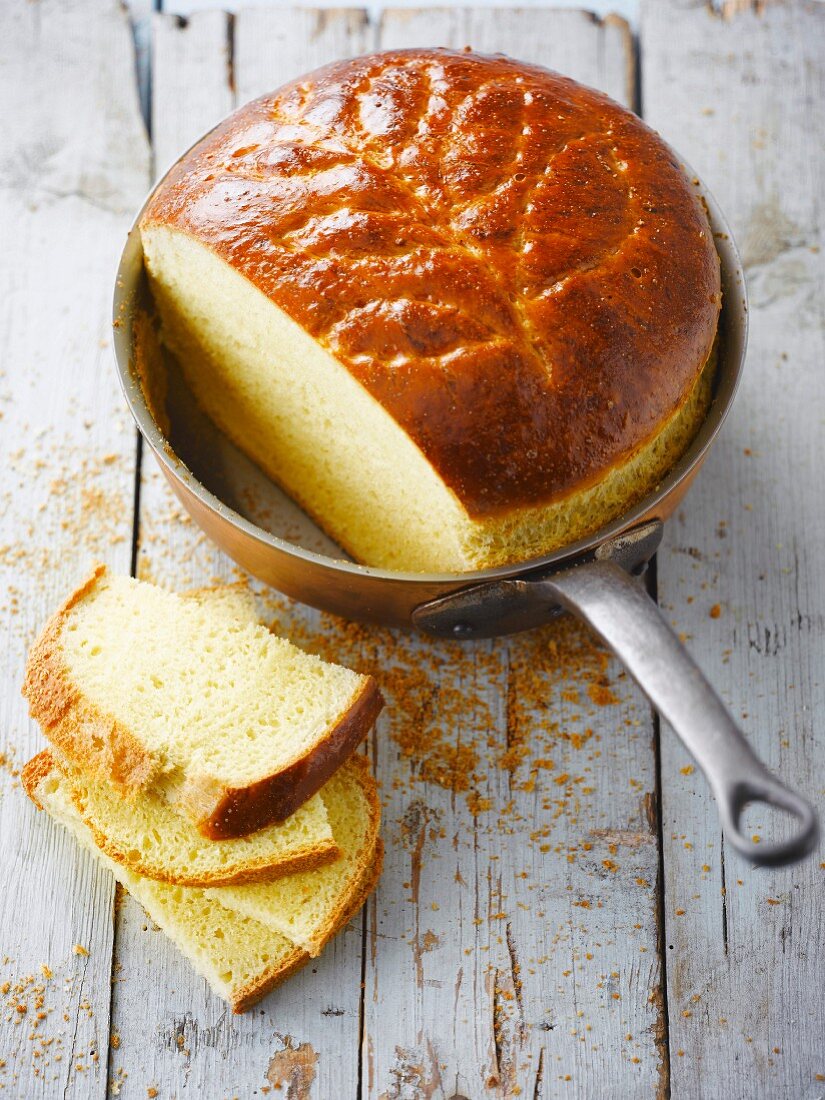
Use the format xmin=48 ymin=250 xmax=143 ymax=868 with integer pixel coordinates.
xmin=0 ymin=1 xmax=148 ymax=1097
xmin=150 ymin=8 xmax=234 ymax=178
xmin=642 ymin=1 xmax=825 ymax=1096
xmin=380 ymin=6 xmax=633 ymax=105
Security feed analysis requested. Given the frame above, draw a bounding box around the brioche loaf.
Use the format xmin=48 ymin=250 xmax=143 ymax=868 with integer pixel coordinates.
xmin=140 ymin=48 xmax=720 ymax=573
xmin=23 ymin=753 xmax=381 ymax=1013
xmin=23 ymin=566 xmax=382 ymax=837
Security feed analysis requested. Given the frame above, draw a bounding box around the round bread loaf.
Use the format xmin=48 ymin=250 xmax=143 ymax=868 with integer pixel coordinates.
xmin=141 ymin=48 xmax=721 ymax=572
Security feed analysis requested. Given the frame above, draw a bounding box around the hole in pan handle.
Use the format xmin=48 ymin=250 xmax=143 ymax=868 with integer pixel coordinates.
xmin=544 ymin=561 xmax=820 ymax=868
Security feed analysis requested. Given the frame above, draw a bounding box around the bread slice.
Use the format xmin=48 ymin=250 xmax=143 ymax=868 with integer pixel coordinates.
xmin=44 ymin=579 xmax=339 ymax=888
xmin=22 ymin=565 xmax=383 ymax=838
xmin=22 ymin=752 xmax=382 ymax=1012
xmin=44 ymin=751 xmax=336 ymax=886
xmin=207 ymin=753 xmax=381 ymax=955
xmin=184 ymin=580 xmax=258 ymax=626
xmin=41 ymin=580 xmax=340 ymax=887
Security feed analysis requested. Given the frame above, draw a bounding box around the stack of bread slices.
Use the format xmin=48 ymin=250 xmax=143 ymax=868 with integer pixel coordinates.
xmin=21 ymin=566 xmax=384 ymax=1012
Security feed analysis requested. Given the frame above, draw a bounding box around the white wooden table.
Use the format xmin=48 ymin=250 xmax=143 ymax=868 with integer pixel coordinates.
xmin=1 ymin=1 xmax=823 ymax=1096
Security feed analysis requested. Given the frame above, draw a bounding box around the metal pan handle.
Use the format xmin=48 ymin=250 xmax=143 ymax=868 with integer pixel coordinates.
xmin=544 ymin=561 xmax=819 ymax=868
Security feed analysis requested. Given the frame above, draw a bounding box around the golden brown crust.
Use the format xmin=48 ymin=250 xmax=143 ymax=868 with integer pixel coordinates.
xmin=302 ymin=753 xmax=383 ymax=956
xmin=66 ymin=786 xmax=341 ymax=889
xmin=198 ymin=678 xmax=384 ymax=839
xmin=230 ymin=946 xmax=310 ymax=1014
xmin=20 ymin=750 xmax=53 ymax=811
xmin=335 ymin=836 xmax=384 ymax=935
xmin=24 ymin=748 xmax=381 ymax=1015
xmin=142 ymin=48 xmax=721 ymax=519
xmin=229 ymin=840 xmax=384 ymax=1011
xmin=22 ymin=566 xmax=158 ymax=791
xmin=230 ymin=769 xmax=383 ymax=1010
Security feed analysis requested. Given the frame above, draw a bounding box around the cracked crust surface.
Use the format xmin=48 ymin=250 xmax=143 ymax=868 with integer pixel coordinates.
xmin=142 ymin=47 xmax=721 ymax=519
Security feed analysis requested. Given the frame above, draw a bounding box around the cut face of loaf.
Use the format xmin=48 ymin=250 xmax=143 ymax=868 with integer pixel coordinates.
xmin=22 ymin=566 xmax=383 ymax=837
xmin=53 ymin=752 xmax=337 ymax=886
xmin=23 ymin=753 xmax=382 ymax=1012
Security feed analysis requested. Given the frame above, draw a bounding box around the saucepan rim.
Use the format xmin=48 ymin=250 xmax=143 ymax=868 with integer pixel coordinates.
xmin=112 ymin=122 xmax=747 ymax=589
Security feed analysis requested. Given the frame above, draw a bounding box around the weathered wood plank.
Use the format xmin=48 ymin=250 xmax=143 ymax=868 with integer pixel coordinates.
xmin=106 ymin=12 xmax=371 ymax=1099
xmin=0 ymin=0 xmax=149 ymax=1096
xmin=380 ymin=6 xmax=633 ymax=105
xmin=151 ymin=9 xmax=234 ymax=177
xmin=367 ymin=12 xmax=663 ymax=1098
xmin=233 ymin=7 xmax=372 ymax=103
xmin=641 ymin=1 xmax=825 ymax=1095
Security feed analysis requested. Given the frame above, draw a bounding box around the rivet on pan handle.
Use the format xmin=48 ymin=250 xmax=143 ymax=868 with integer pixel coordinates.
xmin=544 ymin=561 xmax=819 ymax=868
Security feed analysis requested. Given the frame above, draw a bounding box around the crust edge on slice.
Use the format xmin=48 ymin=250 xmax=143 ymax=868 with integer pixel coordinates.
xmin=189 ymin=679 xmax=384 ymax=839
xmin=35 ymin=751 xmax=339 ymax=887
xmin=206 ymin=753 xmax=383 ymax=956
xmin=229 ymin=839 xmax=383 ymax=1013
xmin=22 ymin=751 xmax=309 ymax=1013
xmin=22 ymin=565 xmax=159 ymax=791
xmin=304 ymin=754 xmax=383 ymax=956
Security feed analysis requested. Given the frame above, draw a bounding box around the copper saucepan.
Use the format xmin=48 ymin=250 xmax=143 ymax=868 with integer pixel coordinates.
xmin=112 ymin=139 xmax=819 ymax=869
